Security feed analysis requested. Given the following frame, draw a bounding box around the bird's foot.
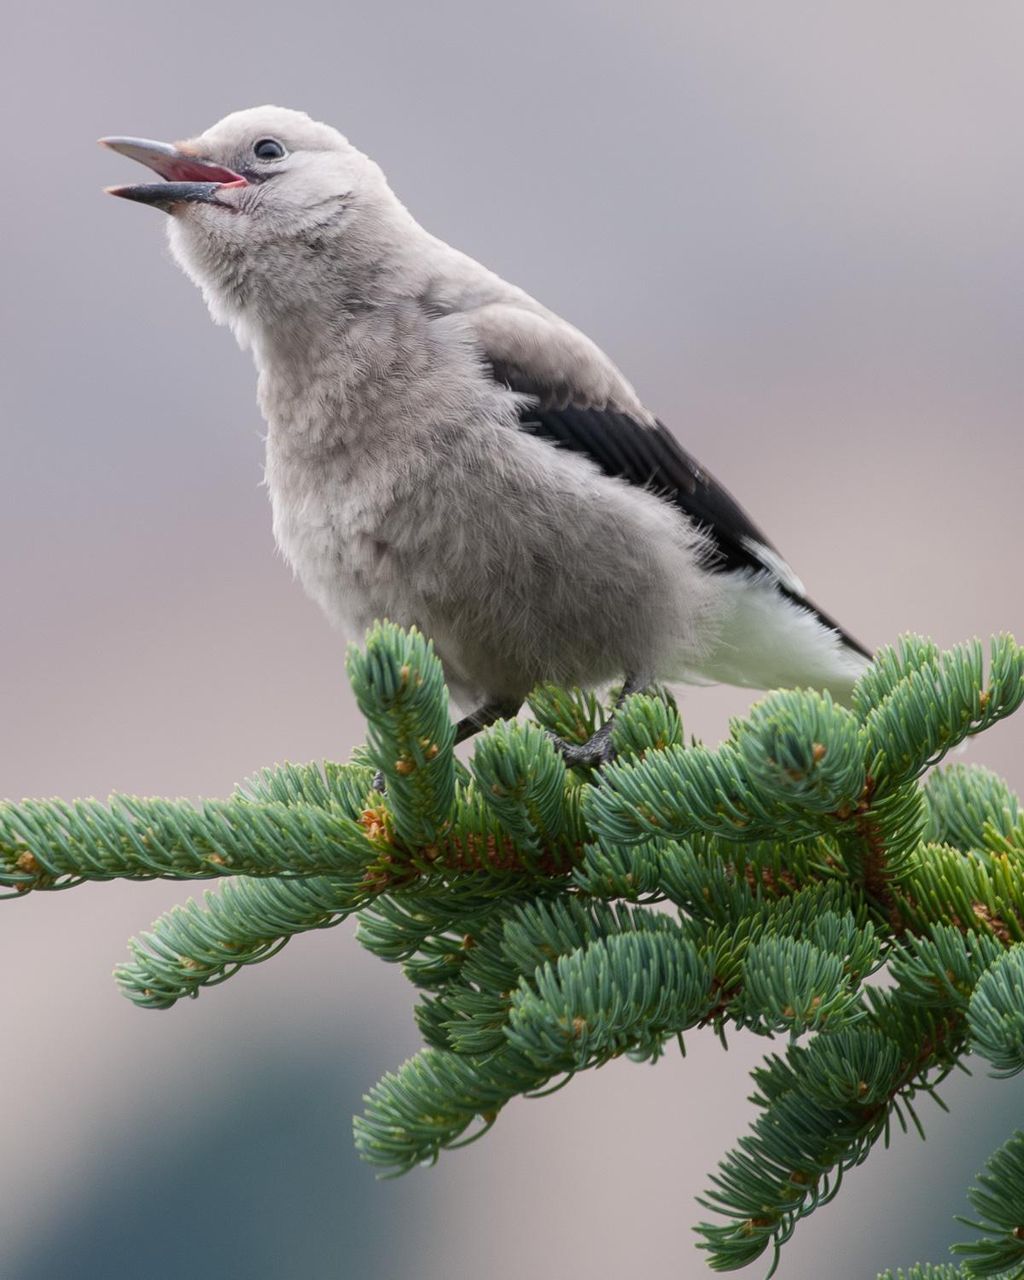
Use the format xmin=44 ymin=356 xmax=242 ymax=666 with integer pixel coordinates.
xmin=545 ymin=673 xmax=654 ymax=769
xmin=371 ymin=769 xmax=386 ymax=794
xmin=547 ymin=720 xmax=617 ymax=769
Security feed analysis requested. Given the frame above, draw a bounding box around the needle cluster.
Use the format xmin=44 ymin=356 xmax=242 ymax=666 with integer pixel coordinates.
xmin=2 ymin=624 xmax=1023 ymax=1276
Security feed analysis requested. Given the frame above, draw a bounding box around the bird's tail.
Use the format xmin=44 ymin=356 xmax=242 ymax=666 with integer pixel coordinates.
xmin=683 ymin=571 xmax=871 ymax=704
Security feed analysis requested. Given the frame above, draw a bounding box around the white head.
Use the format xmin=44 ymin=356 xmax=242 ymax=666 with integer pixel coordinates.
xmin=102 ymin=106 xmax=416 ymax=334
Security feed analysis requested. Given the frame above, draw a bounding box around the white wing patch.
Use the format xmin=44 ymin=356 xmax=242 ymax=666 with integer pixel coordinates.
xmin=739 ymin=535 xmax=806 ymax=597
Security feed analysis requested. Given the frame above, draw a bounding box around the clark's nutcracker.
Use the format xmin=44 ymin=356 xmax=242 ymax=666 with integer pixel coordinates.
xmin=101 ymin=106 xmax=870 ymax=764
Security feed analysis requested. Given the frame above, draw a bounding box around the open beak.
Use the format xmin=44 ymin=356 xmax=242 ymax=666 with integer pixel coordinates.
xmin=100 ymin=136 xmax=247 ymax=211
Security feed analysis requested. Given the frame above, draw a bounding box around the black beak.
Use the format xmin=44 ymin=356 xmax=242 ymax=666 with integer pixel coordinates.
xmin=99 ymin=136 xmax=247 ymax=212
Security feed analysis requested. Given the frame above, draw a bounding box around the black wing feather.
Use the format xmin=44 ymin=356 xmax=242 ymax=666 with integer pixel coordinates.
xmin=519 ymin=403 xmax=772 ymax=574
xmin=517 ymin=402 xmax=871 ymax=659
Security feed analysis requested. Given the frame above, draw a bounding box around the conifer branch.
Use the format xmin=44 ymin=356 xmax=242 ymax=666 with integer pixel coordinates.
xmin=0 ymin=793 xmax=376 ymax=889
xmin=115 ymin=875 xmax=367 ymax=1008
xmin=4 ymin=623 xmax=1024 ymax=1276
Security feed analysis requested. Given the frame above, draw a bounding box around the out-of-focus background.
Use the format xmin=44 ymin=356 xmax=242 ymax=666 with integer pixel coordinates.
xmin=3 ymin=3 xmax=1023 ymax=1276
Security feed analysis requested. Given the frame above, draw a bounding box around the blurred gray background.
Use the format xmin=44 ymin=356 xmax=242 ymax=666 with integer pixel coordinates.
xmin=3 ymin=2 xmax=1023 ymax=1277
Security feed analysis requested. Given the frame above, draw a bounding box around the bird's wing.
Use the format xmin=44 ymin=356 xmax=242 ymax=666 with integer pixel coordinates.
xmin=458 ymin=300 xmax=870 ymax=659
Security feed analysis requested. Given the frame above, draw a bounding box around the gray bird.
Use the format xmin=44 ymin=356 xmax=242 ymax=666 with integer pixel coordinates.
xmin=101 ymin=106 xmax=870 ymax=764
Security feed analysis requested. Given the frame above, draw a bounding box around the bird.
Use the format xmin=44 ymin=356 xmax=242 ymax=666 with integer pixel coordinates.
xmin=100 ymin=106 xmax=871 ymax=766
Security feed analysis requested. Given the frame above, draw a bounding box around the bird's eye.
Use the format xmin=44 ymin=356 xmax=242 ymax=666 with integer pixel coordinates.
xmin=253 ymin=138 xmax=286 ymax=161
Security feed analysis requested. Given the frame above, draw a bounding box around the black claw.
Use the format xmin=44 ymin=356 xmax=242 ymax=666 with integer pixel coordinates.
xmin=547 ymin=721 xmax=617 ymax=769
xmin=371 ymin=769 xmax=386 ymax=794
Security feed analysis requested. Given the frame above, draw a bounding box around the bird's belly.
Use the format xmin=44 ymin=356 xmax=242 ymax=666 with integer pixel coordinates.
xmin=267 ymin=467 xmax=407 ymax=643
xmin=263 ymin=422 xmax=721 ymax=705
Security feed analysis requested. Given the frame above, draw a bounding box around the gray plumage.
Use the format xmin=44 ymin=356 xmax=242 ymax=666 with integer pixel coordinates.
xmin=102 ymin=106 xmax=870 ymax=722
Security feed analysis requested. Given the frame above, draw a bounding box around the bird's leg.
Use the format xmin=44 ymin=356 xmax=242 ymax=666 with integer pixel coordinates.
xmin=548 ymin=674 xmax=652 ymax=769
xmin=371 ymin=699 xmax=522 ymax=792
xmin=453 ymin=699 xmax=524 ymax=744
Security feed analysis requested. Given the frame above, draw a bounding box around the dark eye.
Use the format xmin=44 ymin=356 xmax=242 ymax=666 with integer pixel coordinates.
xmin=253 ymin=138 xmax=286 ymax=161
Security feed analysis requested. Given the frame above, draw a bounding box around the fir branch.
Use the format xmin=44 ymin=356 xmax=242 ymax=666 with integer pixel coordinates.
xmin=895 ymin=843 xmax=1024 ymax=944
xmin=571 ymin=834 xmax=668 ymax=900
xmin=923 ymin=763 xmax=1021 ymax=853
xmin=0 ymin=794 xmax=375 ymax=891
xmin=506 ymin=927 xmax=715 ymax=1070
xmin=863 ymin=635 xmax=1024 ymax=793
xmin=469 ymin=719 xmax=572 ymax=853
xmin=734 ymin=934 xmax=865 ymax=1037
xmin=888 ymin=924 xmax=1006 ymax=1009
xmin=116 ymin=874 xmax=367 ymax=1008
xmin=697 ymin=990 xmax=966 ymax=1273
xmin=952 ymin=1131 xmax=1024 ymax=1275
xmin=354 ymin=1043 xmax=548 ymax=1173
xmin=609 ymin=686 xmax=684 ymax=761
xmin=5 ymin=623 xmax=1024 ymax=1279
xmin=346 ymin=622 xmax=457 ymax=847
xmin=235 ymin=759 xmax=376 ymax=813
xmin=967 ymin=946 xmax=1024 ymax=1076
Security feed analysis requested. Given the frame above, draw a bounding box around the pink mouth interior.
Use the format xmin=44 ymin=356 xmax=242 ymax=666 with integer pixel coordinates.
xmin=149 ymin=154 xmax=246 ymax=185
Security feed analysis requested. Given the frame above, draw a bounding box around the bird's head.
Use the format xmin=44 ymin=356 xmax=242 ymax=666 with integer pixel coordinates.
xmin=101 ymin=106 xmax=406 ymax=331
